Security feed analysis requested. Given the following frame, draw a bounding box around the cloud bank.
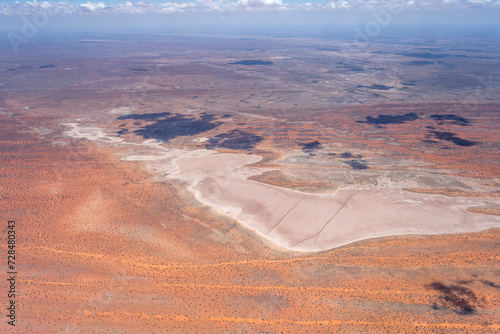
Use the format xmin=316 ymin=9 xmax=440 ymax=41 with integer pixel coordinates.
xmin=0 ymin=0 xmax=498 ymax=16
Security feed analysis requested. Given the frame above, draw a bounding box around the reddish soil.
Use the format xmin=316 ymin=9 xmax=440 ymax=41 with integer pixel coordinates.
xmin=2 ymin=114 xmax=499 ymax=333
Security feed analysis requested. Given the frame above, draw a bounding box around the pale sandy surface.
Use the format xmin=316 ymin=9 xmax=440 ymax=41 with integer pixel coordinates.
xmin=176 ymin=154 xmax=500 ymax=251
xmin=65 ymin=122 xmax=500 ymax=251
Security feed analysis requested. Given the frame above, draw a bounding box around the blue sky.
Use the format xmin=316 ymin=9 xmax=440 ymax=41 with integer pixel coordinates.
xmin=0 ymin=0 xmax=498 ymax=12
xmin=0 ymin=1 xmax=498 ymax=53
xmin=0 ymin=0 xmax=318 ymax=4
xmin=0 ymin=1 xmax=499 ymax=32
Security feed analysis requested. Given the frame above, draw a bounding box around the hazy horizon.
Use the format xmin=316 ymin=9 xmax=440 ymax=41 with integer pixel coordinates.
xmin=1 ymin=0 xmax=500 ymax=33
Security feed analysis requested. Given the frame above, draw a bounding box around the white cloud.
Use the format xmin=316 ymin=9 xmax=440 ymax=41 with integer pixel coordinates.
xmin=196 ymin=0 xmax=230 ymax=12
xmin=324 ymin=0 xmax=350 ymax=9
xmin=236 ymin=0 xmax=283 ymax=8
xmin=0 ymin=0 xmax=499 ymax=16
xmin=158 ymin=2 xmax=196 ymax=13
xmin=79 ymin=2 xmax=106 ymax=12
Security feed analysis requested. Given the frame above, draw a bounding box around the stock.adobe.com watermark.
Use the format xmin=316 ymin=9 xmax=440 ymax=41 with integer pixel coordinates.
xmin=6 ymin=220 xmax=17 ymax=327
xmin=7 ymin=10 xmax=56 ymax=54
xmin=353 ymin=0 xmax=413 ymax=43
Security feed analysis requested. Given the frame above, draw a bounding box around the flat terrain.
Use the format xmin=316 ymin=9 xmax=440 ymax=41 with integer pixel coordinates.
xmin=63 ymin=123 xmax=500 ymax=251
xmin=1 ymin=33 xmax=499 ymax=332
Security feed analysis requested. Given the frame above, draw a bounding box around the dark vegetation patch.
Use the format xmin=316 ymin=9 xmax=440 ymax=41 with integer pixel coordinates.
xmin=430 ymin=114 xmax=471 ymax=126
xmin=337 ymin=65 xmax=364 ymax=71
xmin=345 ymin=159 xmax=368 ymax=170
xmin=117 ymin=112 xmax=172 ymax=120
xmin=403 ymin=60 xmax=434 ymax=66
xmin=130 ymin=68 xmax=150 ymax=72
xmin=122 ymin=113 xmax=221 ymax=142
xmin=481 ymin=280 xmax=500 ymax=289
xmin=358 ymin=84 xmax=393 ymax=91
xmin=206 ymin=129 xmax=263 ymax=151
xmin=301 ymin=141 xmax=322 ymax=152
xmin=432 ymin=131 xmax=476 ymax=147
xmin=427 ymin=282 xmax=478 ymax=315
xmin=39 ymin=65 xmax=55 ymax=68
xmin=229 ymin=60 xmax=273 ymax=66
xmin=357 ymin=112 xmax=419 ymax=126
xmin=317 ymin=48 xmax=340 ymax=51
xmin=437 ymin=74 xmax=482 ymax=89
xmin=369 ymin=84 xmax=392 ymax=90
xmin=117 ymin=129 xmax=128 ymax=135
xmin=401 ymin=82 xmax=416 ymax=86
xmin=396 ymin=52 xmax=448 ymax=59
xmin=340 ymin=152 xmax=354 ymax=158
xmin=454 ymin=48 xmax=480 ymax=52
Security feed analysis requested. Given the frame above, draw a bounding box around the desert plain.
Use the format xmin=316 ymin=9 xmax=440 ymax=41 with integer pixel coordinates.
xmin=0 ymin=32 xmax=499 ymax=333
